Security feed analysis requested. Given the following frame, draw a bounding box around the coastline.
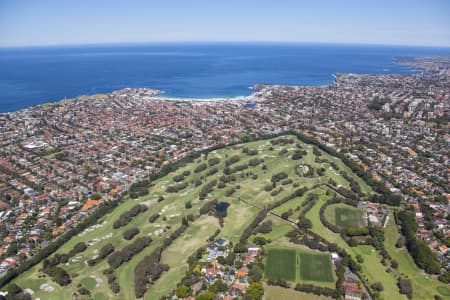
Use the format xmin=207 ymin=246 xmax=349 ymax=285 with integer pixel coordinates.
xmin=2 ymin=43 xmax=449 ymax=113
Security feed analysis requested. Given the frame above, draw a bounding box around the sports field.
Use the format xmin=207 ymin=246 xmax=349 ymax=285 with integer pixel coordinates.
xmin=299 ymin=252 xmax=334 ymax=282
xmin=325 ymin=203 xmax=364 ymax=229
xmin=265 ymin=247 xmax=335 ymax=287
xmin=265 ymin=248 xmax=297 ymax=281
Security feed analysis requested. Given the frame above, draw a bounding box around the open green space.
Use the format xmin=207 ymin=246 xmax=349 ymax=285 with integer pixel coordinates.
xmin=265 ymin=246 xmax=336 ymax=288
xmin=265 ymin=284 xmax=333 ymax=300
xmin=299 ymin=252 xmax=334 ymax=282
xmin=7 ymin=135 xmax=380 ymax=299
xmin=305 ymin=193 xmax=406 ymax=299
xmin=384 ymin=213 xmax=450 ymax=299
xmin=265 ymin=248 xmax=297 ymax=281
xmin=325 ymin=203 xmax=365 ymax=229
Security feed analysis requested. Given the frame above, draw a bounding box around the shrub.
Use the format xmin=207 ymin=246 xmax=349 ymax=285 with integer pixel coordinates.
xmin=113 ymin=205 xmax=148 ymax=229
xmin=194 ymin=163 xmax=208 ymax=173
xmin=123 ymin=228 xmax=140 ymax=240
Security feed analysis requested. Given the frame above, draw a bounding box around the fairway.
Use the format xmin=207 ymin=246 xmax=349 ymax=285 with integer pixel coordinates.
xmin=8 ymin=135 xmax=376 ymax=299
xmin=265 ymin=249 xmax=297 ymax=281
xmin=299 ymin=252 xmax=334 ymax=282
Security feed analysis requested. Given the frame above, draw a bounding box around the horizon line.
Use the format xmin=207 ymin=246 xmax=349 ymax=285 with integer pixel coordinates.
xmin=1 ymin=40 xmax=450 ymax=50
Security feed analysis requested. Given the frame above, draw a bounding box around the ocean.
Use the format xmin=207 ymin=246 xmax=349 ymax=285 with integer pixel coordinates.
xmin=0 ymin=42 xmax=450 ymax=112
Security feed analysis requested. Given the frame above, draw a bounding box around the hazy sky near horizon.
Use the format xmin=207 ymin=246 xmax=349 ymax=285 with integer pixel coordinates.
xmin=0 ymin=0 xmax=449 ymax=47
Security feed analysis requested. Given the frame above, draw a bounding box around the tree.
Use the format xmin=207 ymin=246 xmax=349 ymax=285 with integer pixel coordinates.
xmin=298 ymin=217 xmax=312 ymax=230
xmin=398 ymin=278 xmax=413 ymax=299
xmin=210 ymin=279 xmax=227 ymax=293
xmin=175 ymin=285 xmax=190 ymax=298
xmin=371 ymin=282 xmax=384 ymax=292
xmin=197 ymin=291 xmax=215 ymax=300
xmin=391 ymin=260 xmax=398 ymax=269
xmin=246 ymin=282 xmax=264 ymax=300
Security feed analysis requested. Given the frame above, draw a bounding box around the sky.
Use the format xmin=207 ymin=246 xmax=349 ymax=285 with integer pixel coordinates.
xmin=0 ymin=0 xmax=449 ymax=47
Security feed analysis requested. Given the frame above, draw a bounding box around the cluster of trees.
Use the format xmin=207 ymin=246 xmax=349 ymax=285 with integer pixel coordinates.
xmin=336 ymin=186 xmax=358 ymax=201
xmin=166 ymin=182 xmax=188 ymax=193
xmin=43 ymin=242 xmax=88 ymax=266
xmin=172 ymin=173 xmax=187 ymax=182
xmin=296 ymin=133 xmax=401 ymax=206
xmin=298 ymin=194 xmax=319 ymax=219
xmin=397 ymin=278 xmax=413 ymax=299
xmin=242 ymin=147 xmax=259 ymax=156
xmin=1 ymin=283 xmax=31 ymax=300
xmin=206 ymin=166 xmax=218 ymax=176
xmin=340 ymin=171 xmax=362 ymax=195
xmin=172 ymin=174 xmax=184 ymax=183
xmin=317 ymin=167 xmax=326 ymax=176
xmin=107 ymin=272 xmax=120 ymax=294
xmin=291 ymin=149 xmax=307 ymax=160
xmin=194 ymin=163 xmax=208 ymax=173
xmin=266 ymin=278 xmax=290 ymax=288
xmin=224 ymin=163 xmax=248 ymax=175
xmin=199 ymin=179 xmax=217 ymax=200
xmin=281 ymin=178 xmax=293 ymax=185
xmin=219 ymin=174 xmax=235 ymax=184
xmin=246 ymin=282 xmax=265 ymax=300
xmin=208 ymin=157 xmax=220 ymax=167
xmin=270 ymin=137 xmax=294 ymax=145
xmin=129 ymin=180 xmax=150 ymax=199
xmin=255 ymin=220 xmax=272 ymax=234
xmin=168 ymin=224 xmax=189 ymax=244
xmin=134 ymin=247 xmax=169 ymax=298
xmin=369 ymin=226 xmax=385 ymax=250
xmin=264 ymin=184 xmax=274 ymax=192
xmin=294 ymin=284 xmax=339 ymax=298
xmin=438 ymin=270 xmax=450 ymax=284
xmin=297 ymin=217 xmax=312 ymax=230
xmin=312 ymin=147 xmax=322 ymax=157
xmin=123 ymin=228 xmax=140 ymax=240
xmin=240 ymin=209 xmax=268 ymax=243
xmin=199 ymin=199 xmax=218 ymax=215
xmin=279 ymin=148 xmax=288 ymax=156
xmin=87 ymin=243 xmax=114 ymax=266
xmin=270 ymin=187 xmax=283 ymax=197
xmin=225 ymin=187 xmax=236 ymax=197
xmin=397 ymin=211 xmax=441 ymax=274
xmin=248 ymin=158 xmax=263 ymax=167
xmin=135 ymin=220 xmax=193 ymax=297
xmin=148 ymin=213 xmax=160 ymax=223
xmin=107 ymin=236 xmax=152 ymax=269
xmin=281 ymin=209 xmax=293 ymax=220
xmin=271 ymin=172 xmax=288 ymax=182
xmin=112 ymin=204 xmax=148 ymax=229
xmin=267 ymin=187 xmax=308 ymax=211
xmin=42 ymin=260 xmax=71 ymax=286
xmin=225 ymin=155 xmax=240 ymax=166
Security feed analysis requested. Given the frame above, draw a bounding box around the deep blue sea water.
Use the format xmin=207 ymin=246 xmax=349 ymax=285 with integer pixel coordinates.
xmin=1 ymin=43 xmax=450 ymax=112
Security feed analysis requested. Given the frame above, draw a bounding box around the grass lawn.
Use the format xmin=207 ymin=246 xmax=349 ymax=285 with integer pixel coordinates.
xmin=265 ymin=248 xmax=297 ymax=281
xmin=325 ymin=203 xmax=365 ymax=229
xmin=252 ymin=214 xmax=295 ymax=243
xmin=80 ymin=277 xmax=97 ymax=290
xmin=384 ymin=213 xmax=450 ymax=299
xmin=306 ymin=195 xmax=405 ymax=300
xmin=299 ymin=252 xmax=334 ymax=282
xmin=264 ymin=284 xmax=333 ymax=300
xmin=265 ymin=246 xmax=336 ymax=289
